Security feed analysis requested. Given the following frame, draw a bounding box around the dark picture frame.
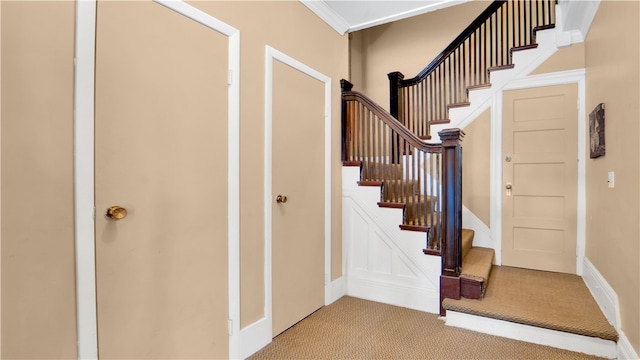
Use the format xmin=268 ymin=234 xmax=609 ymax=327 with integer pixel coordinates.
xmin=589 ymin=103 xmax=605 ymax=159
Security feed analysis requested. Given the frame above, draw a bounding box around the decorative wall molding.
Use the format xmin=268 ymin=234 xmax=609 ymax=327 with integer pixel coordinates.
xmin=342 ymin=167 xmax=441 ymax=314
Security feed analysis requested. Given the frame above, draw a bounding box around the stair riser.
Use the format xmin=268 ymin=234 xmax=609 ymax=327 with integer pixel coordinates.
xmin=362 ymin=163 xmax=403 ymax=181
xmin=381 ymin=180 xmax=420 ymax=201
xmin=460 ymin=278 xmax=484 ymax=299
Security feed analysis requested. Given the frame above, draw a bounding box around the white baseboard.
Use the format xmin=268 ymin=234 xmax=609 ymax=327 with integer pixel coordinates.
xmin=326 ymin=276 xmax=346 ymax=305
xmin=347 ymin=275 xmax=439 ymax=314
xmin=240 ymin=277 xmax=346 ymax=359
xmin=239 ymin=317 xmax=271 ymax=360
xmin=617 ymin=329 xmax=640 ymax=360
xmin=582 ymin=258 xmax=620 ymax=329
xmin=445 ymin=311 xmax=617 ymax=359
xmin=583 ymin=258 xmax=640 ymax=360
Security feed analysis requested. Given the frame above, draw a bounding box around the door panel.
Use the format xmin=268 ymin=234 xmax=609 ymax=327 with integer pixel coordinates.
xmin=272 ymin=60 xmax=325 ymax=336
xmin=502 ymin=84 xmax=578 ymax=273
xmin=95 ymin=1 xmax=228 ymax=358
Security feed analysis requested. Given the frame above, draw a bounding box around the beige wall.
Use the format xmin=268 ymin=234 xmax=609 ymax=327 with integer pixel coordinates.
xmin=462 ymin=109 xmax=491 ymax=227
xmin=185 ymin=1 xmax=349 ymax=328
xmin=584 ymin=0 xmax=640 ymax=353
xmin=531 ymin=42 xmax=585 ymax=75
xmin=349 ymin=1 xmax=488 ymax=108
xmin=1 ymin=2 xmax=78 ymax=358
xmin=1 ymin=0 xmax=348 ymax=355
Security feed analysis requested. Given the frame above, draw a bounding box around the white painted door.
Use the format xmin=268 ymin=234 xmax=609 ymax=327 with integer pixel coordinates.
xmin=502 ymin=84 xmax=578 ymax=273
xmin=94 ymin=1 xmax=229 ymax=358
xmin=271 ymin=60 xmax=325 ymax=336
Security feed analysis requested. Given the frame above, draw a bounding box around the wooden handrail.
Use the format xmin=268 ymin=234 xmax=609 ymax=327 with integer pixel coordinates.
xmin=398 ymin=1 xmax=506 ymax=87
xmin=389 ymin=0 xmax=556 ymax=139
xmin=341 ymin=79 xmax=463 ymax=255
xmin=343 ymin=90 xmax=442 ymax=154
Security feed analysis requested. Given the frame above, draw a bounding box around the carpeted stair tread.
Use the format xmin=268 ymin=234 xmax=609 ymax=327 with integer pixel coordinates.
xmin=443 ymin=266 xmax=619 ymax=342
xmin=460 ymin=246 xmax=494 ymax=283
xmin=461 ymin=229 xmax=474 ymax=260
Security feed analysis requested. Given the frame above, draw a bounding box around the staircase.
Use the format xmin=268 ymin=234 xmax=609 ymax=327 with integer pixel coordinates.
xmin=343 ymin=0 xmax=561 ymax=312
xmin=341 ymin=0 xmax=619 ymax=358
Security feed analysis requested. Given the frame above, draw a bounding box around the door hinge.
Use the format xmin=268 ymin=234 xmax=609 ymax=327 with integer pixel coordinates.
xmin=228 ymin=319 xmax=234 ymax=336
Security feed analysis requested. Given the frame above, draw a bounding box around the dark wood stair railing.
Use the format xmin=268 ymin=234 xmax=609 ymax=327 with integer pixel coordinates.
xmin=342 ymin=79 xmax=464 ymax=261
xmin=389 ymin=0 xmax=557 ymax=139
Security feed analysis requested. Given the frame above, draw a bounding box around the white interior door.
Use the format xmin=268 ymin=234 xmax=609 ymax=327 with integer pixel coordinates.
xmin=94 ymin=1 xmax=229 ymax=357
xmin=502 ymin=84 xmax=578 ymax=273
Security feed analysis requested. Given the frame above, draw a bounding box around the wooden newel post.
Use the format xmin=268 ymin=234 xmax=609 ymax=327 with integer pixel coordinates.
xmin=388 ymin=72 xmax=404 ymax=163
xmin=387 ymin=71 xmax=404 ymax=120
xmin=340 ymin=79 xmax=354 ymax=163
xmin=438 ymin=128 xmax=464 ymax=315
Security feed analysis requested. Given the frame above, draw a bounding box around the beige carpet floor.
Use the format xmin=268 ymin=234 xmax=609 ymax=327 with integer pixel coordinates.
xmin=443 ymin=266 xmax=618 ymax=341
xmin=249 ymin=296 xmax=604 ymax=359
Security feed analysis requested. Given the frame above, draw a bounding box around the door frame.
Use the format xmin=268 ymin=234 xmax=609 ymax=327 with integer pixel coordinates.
xmin=73 ymin=1 xmax=241 ymax=358
xmin=491 ymin=69 xmax=586 ymax=274
xmin=264 ymin=45 xmax=332 ymax=339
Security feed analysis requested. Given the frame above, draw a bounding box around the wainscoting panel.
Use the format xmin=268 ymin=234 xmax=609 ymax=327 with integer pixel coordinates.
xmin=342 ymin=166 xmax=440 ymax=313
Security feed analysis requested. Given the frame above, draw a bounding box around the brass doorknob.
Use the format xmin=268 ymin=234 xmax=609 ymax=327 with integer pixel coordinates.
xmin=106 ymin=205 xmax=128 ymax=220
xmin=506 ymin=183 xmax=512 ymax=190
xmin=276 ymin=195 xmax=288 ymax=204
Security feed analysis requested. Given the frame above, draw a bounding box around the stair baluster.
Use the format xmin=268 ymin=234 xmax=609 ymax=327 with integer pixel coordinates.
xmin=389 ymin=0 xmax=556 ymax=139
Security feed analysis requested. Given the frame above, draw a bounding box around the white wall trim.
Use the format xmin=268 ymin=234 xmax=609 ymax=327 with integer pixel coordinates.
xmin=618 ymin=329 xmax=640 ymax=360
xmin=327 ymin=277 xmax=347 ymax=305
xmin=75 ymin=1 xmax=241 ymax=358
xmin=299 ymin=0 xmax=349 ymax=35
xmin=581 ymin=258 xmax=640 ymax=359
xmin=347 ymin=0 xmax=469 ymax=33
xmin=559 ymin=0 xmax=600 ymax=42
xmin=462 ymin=205 xmax=493 ymax=249
xmin=74 ymin=1 xmax=98 ymax=358
xmin=445 ymin=311 xmax=617 ymax=359
xmin=0 ymin=0 xmax=2 ymax=353
xmin=582 ymin=258 xmax=620 ymax=330
xmin=261 ymin=45 xmax=333 ymax=355
xmin=239 ymin=317 xmax=271 ymax=359
xmin=493 ymin=69 xmax=586 ymax=274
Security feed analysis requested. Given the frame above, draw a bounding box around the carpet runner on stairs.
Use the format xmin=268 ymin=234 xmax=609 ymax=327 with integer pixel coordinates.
xmin=460 ymin=229 xmax=495 ymax=299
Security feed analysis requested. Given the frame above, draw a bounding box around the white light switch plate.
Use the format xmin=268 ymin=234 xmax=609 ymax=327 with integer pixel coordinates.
xmin=608 ymin=171 xmax=615 ymax=188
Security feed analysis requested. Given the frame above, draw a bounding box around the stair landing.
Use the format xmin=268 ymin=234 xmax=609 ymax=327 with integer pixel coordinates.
xmin=443 ymin=265 xmax=618 ymax=358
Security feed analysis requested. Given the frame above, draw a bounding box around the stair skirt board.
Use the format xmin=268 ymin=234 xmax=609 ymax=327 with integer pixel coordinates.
xmin=444 ymin=311 xmax=617 ymax=359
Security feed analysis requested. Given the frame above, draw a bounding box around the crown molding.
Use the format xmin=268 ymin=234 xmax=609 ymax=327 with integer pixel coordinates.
xmin=300 ymin=0 xmax=349 ymax=35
